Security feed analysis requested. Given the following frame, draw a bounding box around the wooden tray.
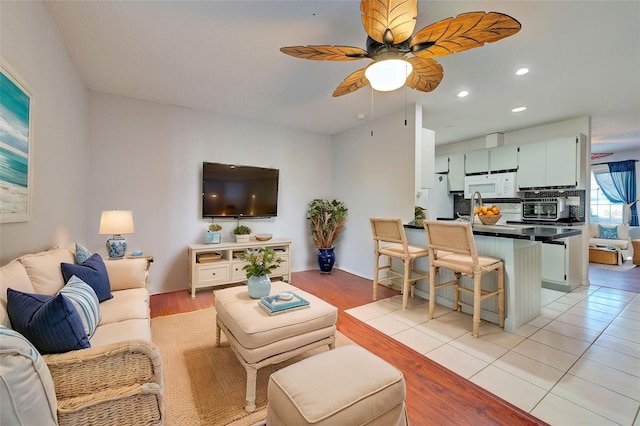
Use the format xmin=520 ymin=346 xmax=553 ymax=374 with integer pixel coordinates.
xmin=197 ymin=252 xmax=222 ymax=263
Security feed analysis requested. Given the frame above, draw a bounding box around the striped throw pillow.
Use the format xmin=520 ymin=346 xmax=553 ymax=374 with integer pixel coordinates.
xmin=59 ymin=276 xmax=101 ymax=338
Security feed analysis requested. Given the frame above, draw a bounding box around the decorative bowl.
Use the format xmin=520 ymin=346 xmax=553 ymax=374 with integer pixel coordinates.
xmin=255 ymin=234 xmax=273 ymax=241
xmin=477 ymin=214 xmax=502 ymax=225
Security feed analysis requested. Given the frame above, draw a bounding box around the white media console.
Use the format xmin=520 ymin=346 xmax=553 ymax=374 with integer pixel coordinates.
xmin=187 ymin=239 xmax=291 ymax=298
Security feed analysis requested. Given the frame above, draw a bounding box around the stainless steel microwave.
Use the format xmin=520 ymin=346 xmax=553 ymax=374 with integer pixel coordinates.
xmin=522 ymin=198 xmax=570 ymax=221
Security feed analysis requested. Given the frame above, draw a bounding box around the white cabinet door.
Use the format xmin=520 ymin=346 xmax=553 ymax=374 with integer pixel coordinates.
xmin=517 ymin=141 xmax=546 ymax=189
xmin=541 ymin=242 xmax=566 ymax=283
xmin=434 ymin=156 xmax=449 ymax=174
xmin=465 ymin=150 xmax=489 ymax=175
xmin=448 ymin=154 xmax=465 ymax=191
xmin=546 ymin=137 xmax=578 ymax=187
xmin=490 ymin=145 xmax=518 ymax=172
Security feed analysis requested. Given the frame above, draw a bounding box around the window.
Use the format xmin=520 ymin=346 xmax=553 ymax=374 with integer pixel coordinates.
xmin=590 ymin=165 xmax=623 ymax=224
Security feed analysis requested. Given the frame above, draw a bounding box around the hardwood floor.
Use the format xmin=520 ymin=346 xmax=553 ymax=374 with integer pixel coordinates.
xmin=151 ymin=270 xmax=548 ymax=425
xmin=588 ymin=262 xmax=640 ymax=293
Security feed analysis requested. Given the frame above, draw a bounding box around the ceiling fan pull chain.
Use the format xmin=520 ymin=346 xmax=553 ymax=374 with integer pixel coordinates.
xmin=370 ymin=87 xmax=374 ymax=137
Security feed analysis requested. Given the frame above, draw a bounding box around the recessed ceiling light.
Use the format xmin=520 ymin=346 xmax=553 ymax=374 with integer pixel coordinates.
xmin=357 ymin=113 xmax=367 ymax=120
xmin=516 ymin=68 xmax=529 ymax=76
xmin=512 ymin=106 xmax=527 ymax=113
xmin=457 ymin=90 xmax=469 ymax=98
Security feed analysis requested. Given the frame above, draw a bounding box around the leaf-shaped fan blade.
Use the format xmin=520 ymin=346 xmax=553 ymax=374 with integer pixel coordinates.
xmin=410 ymin=12 xmax=521 ymax=58
xmin=333 ymin=68 xmax=369 ymax=97
xmin=361 ymin=0 xmax=418 ymax=45
xmin=280 ymin=45 xmax=368 ymax=61
xmin=406 ymin=57 xmax=444 ymax=93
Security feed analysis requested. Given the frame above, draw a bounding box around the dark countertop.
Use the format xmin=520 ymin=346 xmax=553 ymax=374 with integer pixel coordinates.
xmin=405 ymin=222 xmax=581 ymax=242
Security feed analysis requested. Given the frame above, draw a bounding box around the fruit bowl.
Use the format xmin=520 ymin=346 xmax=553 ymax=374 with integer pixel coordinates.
xmin=255 ymin=234 xmax=273 ymax=241
xmin=477 ymin=214 xmax=502 ymax=225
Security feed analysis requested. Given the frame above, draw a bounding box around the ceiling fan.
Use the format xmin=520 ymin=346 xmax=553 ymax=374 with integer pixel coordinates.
xmin=281 ymin=0 xmax=521 ymax=97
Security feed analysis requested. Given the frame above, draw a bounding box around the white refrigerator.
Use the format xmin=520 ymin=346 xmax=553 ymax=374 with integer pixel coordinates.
xmin=417 ymin=174 xmax=454 ymax=220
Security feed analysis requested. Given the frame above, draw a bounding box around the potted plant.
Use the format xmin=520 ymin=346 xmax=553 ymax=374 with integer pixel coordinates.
xmin=414 ymin=206 xmax=426 ymax=226
xmin=205 ymin=223 xmax=222 ymax=244
xmin=307 ymin=199 xmax=348 ymax=273
xmin=237 ymin=247 xmax=283 ymax=298
xmin=233 ymin=225 xmax=252 ymax=243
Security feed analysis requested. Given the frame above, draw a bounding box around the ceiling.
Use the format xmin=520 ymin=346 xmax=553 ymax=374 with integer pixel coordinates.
xmin=43 ymin=1 xmax=640 ymax=153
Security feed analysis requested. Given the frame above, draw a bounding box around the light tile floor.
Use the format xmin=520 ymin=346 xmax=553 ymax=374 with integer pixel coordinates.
xmin=346 ymin=285 xmax=640 ymax=425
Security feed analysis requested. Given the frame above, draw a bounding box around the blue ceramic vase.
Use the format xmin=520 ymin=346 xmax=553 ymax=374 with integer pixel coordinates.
xmin=247 ymin=275 xmax=271 ymax=299
xmin=318 ymin=247 xmax=335 ymax=273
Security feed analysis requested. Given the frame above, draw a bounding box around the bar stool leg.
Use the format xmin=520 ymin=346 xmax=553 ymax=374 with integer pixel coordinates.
xmin=401 ymin=258 xmax=411 ymax=310
xmin=453 ymin=272 xmax=461 ymax=312
xmin=372 ymin=252 xmax=379 ymax=301
xmin=498 ymin=264 xmax=505 ymax=328
xmin=428 ymin=262 xmax=437 ymax=319
xmin=472 ymin=271 xmax=482 ymax=338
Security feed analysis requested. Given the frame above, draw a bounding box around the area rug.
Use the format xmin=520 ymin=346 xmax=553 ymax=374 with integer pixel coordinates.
xmin=589 ymin=260 xmax=637 ymax=272
xmin=151 ymin=307 xmax=353 ymax=425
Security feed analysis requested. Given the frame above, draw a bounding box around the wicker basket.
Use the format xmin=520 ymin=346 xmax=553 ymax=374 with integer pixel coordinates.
xmin=477 ymin=214 xmax=502 ymax=225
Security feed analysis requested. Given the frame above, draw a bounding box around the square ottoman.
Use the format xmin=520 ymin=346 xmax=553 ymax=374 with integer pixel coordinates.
xmin=267 ymin=345 xmax=408 ymax=425
xmin=214 ymin=281 xmax=338 ymax=412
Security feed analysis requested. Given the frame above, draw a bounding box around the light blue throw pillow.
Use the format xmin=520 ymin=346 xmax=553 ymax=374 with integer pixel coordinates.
xmin=75 ymin=243 xmax=92 ymax=264
xmin=59 ymin=276 xmax=101 ymax=338
xmin=599 ymin=225 xmax=618 ymax=240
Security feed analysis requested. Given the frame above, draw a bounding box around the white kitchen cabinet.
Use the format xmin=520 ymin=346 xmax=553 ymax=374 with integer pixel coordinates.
xmin=448 ymin=154 xmax=465 ymax=191
xmin=489 ymin=145 xmax=518 ymax=172
xmin=465 ymin=150 xmax=489 ymax=175
xmin=517 ymin=137 xmax=579 ymax=189
xmin=541 ymin=235 xmax=581 ymax=292
xmin=434 ymin=155 xmax=449 ymax=174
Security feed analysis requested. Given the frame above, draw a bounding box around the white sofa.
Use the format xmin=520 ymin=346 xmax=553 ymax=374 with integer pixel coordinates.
xmin=588 ymin=223 xmax=636 ymax=260
xmin=0 ymin=245 xmax=163 ymax=426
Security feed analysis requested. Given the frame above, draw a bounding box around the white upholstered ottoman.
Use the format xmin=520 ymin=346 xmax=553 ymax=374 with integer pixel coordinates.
xmin=267 ymin=345 xmax=408 ymax=425
xmin=214 ymin=281 xmax=338 ymax=412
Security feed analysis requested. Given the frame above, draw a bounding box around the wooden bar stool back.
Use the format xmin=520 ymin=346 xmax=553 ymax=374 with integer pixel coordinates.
xmin=370 ymin=218 xmax=430 ymax=310
xmin=423 ymin=220 xmax=505 ymax=337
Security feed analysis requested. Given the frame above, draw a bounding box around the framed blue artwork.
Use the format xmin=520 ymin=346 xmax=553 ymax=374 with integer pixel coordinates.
xmin=1 ymin=60 xmax=32 ymax=223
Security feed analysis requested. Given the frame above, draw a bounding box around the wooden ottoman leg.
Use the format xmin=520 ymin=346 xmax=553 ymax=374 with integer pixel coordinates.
xmin=244 ymin=364 xmax=258 ymax=412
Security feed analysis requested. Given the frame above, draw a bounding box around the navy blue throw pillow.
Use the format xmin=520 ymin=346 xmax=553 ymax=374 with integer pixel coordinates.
xmin=6 ymin=288 xmax=90 ymax=354
xmin=61 ymin=253 xmax=112 ymax=302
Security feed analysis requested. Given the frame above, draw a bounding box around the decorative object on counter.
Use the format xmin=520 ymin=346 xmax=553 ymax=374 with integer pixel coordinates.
xmin=99 ymin=210 xmax=135 ymax=259
xmin=307 ymin=199 xmax=348 ymax=273
xmin=205 ymin=223 xmax=222 ymax=244
xmin=232 ymin=225 xmax=252 ymax=243
xmin=474 ymin=205 xmax=502 ymax=225
xmin=237 ymin=247 xmax=283 ymax=298
xmin=255 ymin=234 xmax=273 ymax=241
xmin=414 ymin=206 xmax=426 ymax=226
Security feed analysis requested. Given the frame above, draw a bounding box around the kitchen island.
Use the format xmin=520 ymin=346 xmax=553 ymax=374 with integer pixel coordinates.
xmin=403 ymin=223 xmax=581 ymax=333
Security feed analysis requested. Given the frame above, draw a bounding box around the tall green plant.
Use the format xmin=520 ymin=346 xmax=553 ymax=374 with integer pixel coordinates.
xmin=307 ymin=199 xmax=348 ymax=248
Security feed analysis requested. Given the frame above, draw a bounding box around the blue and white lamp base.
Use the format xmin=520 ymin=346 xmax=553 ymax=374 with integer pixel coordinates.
xmin=106 ymin=235 xmax=127 ymax=259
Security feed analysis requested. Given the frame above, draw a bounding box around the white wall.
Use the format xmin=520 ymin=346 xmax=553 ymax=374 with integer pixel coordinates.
xmin=0 ymin=1 xmax=89 ymax=264
xmin=87 ymin=92 xmax=332 ymax=294
xmin=332 ymin=106 xmax=419 ymax=279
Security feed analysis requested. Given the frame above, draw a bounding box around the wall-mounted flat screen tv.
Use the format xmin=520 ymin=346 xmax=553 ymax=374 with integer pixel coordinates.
xmin=202 ymin=162 xmax=279 ymax=218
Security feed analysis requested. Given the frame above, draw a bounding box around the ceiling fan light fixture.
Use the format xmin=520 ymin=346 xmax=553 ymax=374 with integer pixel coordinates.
xmin=365 ymin=59 xmax=413 ymax=92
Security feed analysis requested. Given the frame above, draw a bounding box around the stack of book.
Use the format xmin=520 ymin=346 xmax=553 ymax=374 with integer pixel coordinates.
xmin=259 ymin=292 xmax=310 ymax=315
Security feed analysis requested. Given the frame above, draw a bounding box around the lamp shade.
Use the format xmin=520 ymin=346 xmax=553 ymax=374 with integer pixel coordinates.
xmin=99 ymin=210 xmax=134 ymax=235
xmin=365 ymin=59 xmax=413 ymax=92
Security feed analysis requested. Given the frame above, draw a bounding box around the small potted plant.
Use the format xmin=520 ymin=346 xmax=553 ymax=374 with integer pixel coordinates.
xmin=307 ymin=199 xmax=348 ymax=273
xmin=205 ymin=223 xmax=222 ymax=244
xmin=233 ymin=225 xmax=252 ymax=243
xmin=237 ymin=247 xmax=283 ymax=298
xmin=414 ymin=206 xmax=426 ymax=226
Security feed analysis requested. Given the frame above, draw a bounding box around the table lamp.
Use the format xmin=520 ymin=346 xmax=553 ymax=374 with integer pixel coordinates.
xmin=99 ymin=210 xmax=135 ymax=259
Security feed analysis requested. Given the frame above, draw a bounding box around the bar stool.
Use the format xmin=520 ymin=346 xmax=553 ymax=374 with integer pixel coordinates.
xmin=423 ymin=220 xmax=504 ymax=337
xmin=370 ymin=218 xmax=430 ymax=310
